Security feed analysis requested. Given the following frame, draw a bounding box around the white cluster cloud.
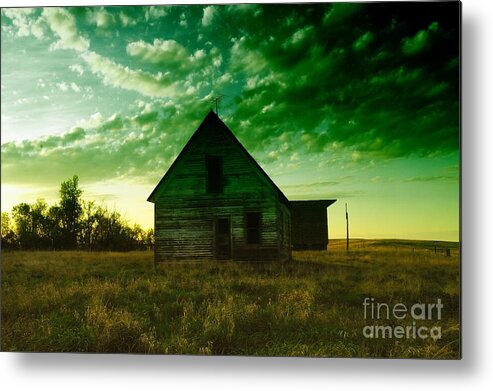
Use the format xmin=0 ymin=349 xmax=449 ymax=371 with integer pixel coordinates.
xmin=118 ymin=11 xmax=136 ymax=27
xmin=402 ymin=21 xmax=439 ymax=56
xmin=2 ymin=4 xmax=458 ymax=167
xmin=1 ymin=98 xmax=211 ymax=185
xmin=144 ymin=6 xmax=168 ymax=22
xmin=69 ymin=64 xmax=85 ymax=76
xmin=2 ymin=8 xmax=89 ymax=52
xmin=87 ymin=7 xmax=115 ymax=29
xmin=82 ymin=51 xmax=182 ymax=98
xmin=230 ymin=37 xmax=268 ymax=74
xmin=201 ymin=6 xmax=216 ymax=27
xmin=56 ymin=81 xmax=69 ymax=92
xmin=125 ymin=38 xmax=217 ymax=75
xmin=179 ymin=13 xmax=188 ymax=28
xmin=3 ymin=7 xmax=230 ymax=103
xmin=284 ymin=26 xmax=314 ymax=47
xmin=42 ymin=8 xmax=90 ymax=52
xmin=224 ymin=4 xmax=262 ymax=17
xmin=56 ymin=81 xmax=81 ymax=93
xmin=2 ymin=8 xmax=45 ymax=38
xmin=126 ymin=39 xmax=190 ymax=66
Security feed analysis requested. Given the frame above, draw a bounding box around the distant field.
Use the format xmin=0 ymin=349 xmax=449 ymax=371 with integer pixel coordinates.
xmin=1 ymin=240 xmax=460 ymax=358
xmin=329 ymin=238 xmax=460 ymax=254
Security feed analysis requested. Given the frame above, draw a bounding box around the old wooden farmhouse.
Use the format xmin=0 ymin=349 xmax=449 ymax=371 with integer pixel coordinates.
xmin=148 ymin=110 xmax=335 ymax=262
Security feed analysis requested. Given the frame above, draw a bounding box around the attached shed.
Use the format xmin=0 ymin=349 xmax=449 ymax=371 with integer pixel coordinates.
xmin=291 ymin=200 xmax=336 ymax=250
xmin=147 ymin=110 xmax=292 ymax=262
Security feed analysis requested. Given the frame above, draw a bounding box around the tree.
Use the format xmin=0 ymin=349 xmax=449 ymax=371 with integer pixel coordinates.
xmin=46 ymin=204 xmax=63 ymax=250
xmin=6 ymin=175 xmax=153 ymax=252
xmin=12 ymin=203 xmax=32 ymax=249
xmin=145 ymin=228 xmax=154 ymax=250
xmin=1 ymin=212 xmax=18 ymax=249
xmin=130 ymin=224 xmax=145 ymax=250
xmin=80 ymin=200 xmax=98 ymax=251
xmin=12 ymin=199 xmax=51 ymax=249
xmin=58 ymin=175 xmax=83 ymax=249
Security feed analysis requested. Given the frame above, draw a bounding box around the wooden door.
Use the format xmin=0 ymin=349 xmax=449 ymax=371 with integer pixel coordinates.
xmin=215 ymin=217 xmax=231 ymax=260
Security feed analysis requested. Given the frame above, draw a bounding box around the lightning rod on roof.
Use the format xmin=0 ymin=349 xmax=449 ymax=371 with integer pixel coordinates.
xmin=211 ymin=95 xmax=223 ymax=115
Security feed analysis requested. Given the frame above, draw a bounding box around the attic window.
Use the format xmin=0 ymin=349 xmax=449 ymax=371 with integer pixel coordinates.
xmin=246 ymin=212 xmax=261 ymax=244
xmin=206 ymin=156 xmax=223 ymax=193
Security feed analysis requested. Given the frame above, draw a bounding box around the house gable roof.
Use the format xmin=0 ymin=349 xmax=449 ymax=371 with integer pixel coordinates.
xmin=147 ymin=109 xmax=290 ymax=207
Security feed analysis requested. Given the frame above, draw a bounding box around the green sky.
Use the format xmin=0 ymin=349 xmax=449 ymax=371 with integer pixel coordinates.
xmin=1 ymin=3 xmax=460 ymax=240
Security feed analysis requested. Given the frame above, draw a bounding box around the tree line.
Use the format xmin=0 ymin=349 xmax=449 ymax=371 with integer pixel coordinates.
xmin=1 ymin=175 xmax=153 ymax=251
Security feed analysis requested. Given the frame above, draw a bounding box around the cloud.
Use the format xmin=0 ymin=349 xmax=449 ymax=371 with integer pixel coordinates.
xmin=353 ymin=31 xmax=374 ymax=51
xmin=126 ymin=39 xmax=190 ymax=66
xmin=1 ymin=8 xmax=45 ymax=39
xmin=1 ymin=3 xmax=460 ymax=188
xmin=222 ymin=6 xmax=458 ymax=161
xmin=81 ymin=51 xmax=182 ymax=98
xmin=118 ymin=11 xmax=136 ymax=27
xmin=144 ymin=6 xmax=167 ymax=22
xmin=56 ymin=81 xmax=69 ymax=91
xmin=179 ymin=13 xmax=188 ymax=28
xmin=83 ymin=41 xmax=222 ymax=98
xmin=42 ymin=8 xmax=90 ymax=52
xmin=280 ymin=180 xmax=346 ymax=190
xmin=2 ymin=108 xmax=162 ymax=185
xmin=87 ymin=7 xmax=115 ymax=29
xmin=230 ymin=37 xmax=268 ymax=74
xmin=284 ymin=26 xmax=315 ymax=48
xmin=323 ymin=3 xmax=363 ymax=25
xmin=402 ymin=21 xmax=439 ymax=56
xmin=1 ymin=99 xmax=212 ymax=186
xmin=55 ymin=81 xmax=81 ymax=93
xmin=202 ymin=6 xmax=216 ymax=27
xmin=69 ymin=64 xmax=84 ymax=75
xmin=121 ymin=39 xmax=224 ymax=95
xmin=70 ymin=82 xmax=81 ymax=92
xmin=405 ymin=175 xmax=458 ymax=183
xmin=224 ymin=4 xmax=262 ymax=17
xmin=288 ymin=190 xmax=363 ymax=200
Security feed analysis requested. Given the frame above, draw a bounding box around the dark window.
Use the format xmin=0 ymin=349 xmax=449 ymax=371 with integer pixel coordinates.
xmin=206 ymin=156 xmax=223 ymax=193
xmin=246 ymin=212 xmax=261 ymax=244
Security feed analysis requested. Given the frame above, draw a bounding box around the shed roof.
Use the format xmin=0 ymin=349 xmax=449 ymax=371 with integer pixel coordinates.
xmin=290 ymin=200 xmax=337 ymax=208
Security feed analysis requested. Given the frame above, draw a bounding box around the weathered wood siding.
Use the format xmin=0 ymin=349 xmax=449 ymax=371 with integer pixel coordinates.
xmin=277 ymin=203 xmax=292 ymax=261
xmin=153 ymin=115 xmax=290 ymax=261
xmin=155 ymin=198 xmax=282 ymax=261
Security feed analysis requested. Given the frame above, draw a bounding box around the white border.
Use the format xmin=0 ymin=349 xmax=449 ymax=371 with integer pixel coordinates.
xmin=2 ymin=0 xmax=493 ymax=390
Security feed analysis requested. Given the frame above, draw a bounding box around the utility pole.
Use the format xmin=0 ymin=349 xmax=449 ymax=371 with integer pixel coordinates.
xmin=346 ymin=203 xmax=349 ymax=252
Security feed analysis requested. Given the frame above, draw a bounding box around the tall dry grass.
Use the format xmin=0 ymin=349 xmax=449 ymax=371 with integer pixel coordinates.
xmin=1 ymin=240 xmax=460 ymax=358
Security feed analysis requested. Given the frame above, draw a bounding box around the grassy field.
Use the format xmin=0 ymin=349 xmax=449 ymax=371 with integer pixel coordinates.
xmin=1 ymin=240 xmax=460 ymax=358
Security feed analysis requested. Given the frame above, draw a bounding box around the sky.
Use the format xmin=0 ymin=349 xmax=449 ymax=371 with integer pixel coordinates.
xmin=1 ymin=2 xmax=460 ymax=241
